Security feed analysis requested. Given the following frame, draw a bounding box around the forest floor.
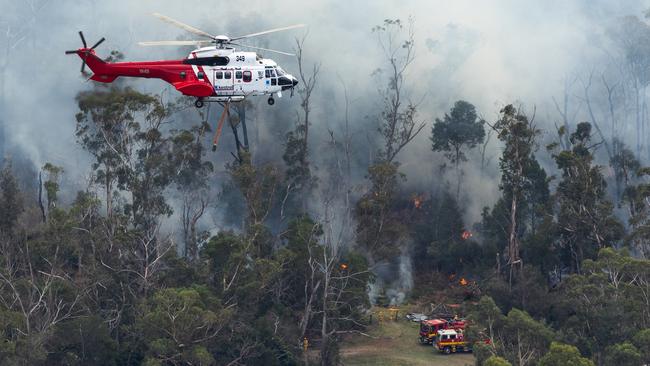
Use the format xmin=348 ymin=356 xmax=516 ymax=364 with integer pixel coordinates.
xmin=338 ymin=318 xmax=475 ymax=366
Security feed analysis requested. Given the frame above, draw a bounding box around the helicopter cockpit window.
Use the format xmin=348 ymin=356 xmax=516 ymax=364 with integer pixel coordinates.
xmin=243 ymin=71 xmax=252 ymax=82
xmin=276 ymin=67 xmax=285 ymax=76
xmin=224 ymin=71 xmax=232 ymax=79
xmin=215 ymin=71 xmax=223 ymax=79
xmin=265 ymin=69 xmax=272 ymax=78
xmin=235 ymin=71 xmax=243 ymax=79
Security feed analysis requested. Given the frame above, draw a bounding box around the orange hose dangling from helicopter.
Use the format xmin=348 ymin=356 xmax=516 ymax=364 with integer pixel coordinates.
xmin=212 ymin=102 xmax=230 ymax=151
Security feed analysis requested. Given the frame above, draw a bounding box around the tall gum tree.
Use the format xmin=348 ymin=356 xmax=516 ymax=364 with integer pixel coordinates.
xmin=549 ymin=122 xmax=623 ymax=273
xmin=431 ymin=100 xmax=485 ymax=200
xmin=492 ymin=105 xmax=540 ymax=287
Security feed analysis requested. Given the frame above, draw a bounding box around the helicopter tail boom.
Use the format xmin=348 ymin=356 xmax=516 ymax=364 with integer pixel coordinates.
xmin=71 ymin=49 xmax=213 ymax=97
xmin=66 ymin=31 xmax=215 ymax=98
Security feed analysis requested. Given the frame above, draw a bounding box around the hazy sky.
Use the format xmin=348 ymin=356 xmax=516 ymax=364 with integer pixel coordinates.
xmin=1 ymin=0 xmax=649 ymax=222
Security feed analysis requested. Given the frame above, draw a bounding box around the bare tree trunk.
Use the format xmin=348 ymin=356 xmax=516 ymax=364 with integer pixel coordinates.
xmin=298 ymin=224 xmax=321 ymax=344
xmin=105 ymin=168 xmax=112 ymax=218
xmin=583 ymin=71 xmax=612 ymax=160
xmin=293 ymin=36 xmax=320 ymax=212
xmin=635 ymin=80 xmax=641 ymax=158
xmin=181 ymin=194 xmax=207 ymax=260
xmin=38 ymin=171 xmax=45 ymax=222
xmin=480 ymin=128 xmax=493 ymax=175
xmin=602 ymin=75 xmax=618 ymax=142
xmin=517 ymin=330 xmax=523 ymax=366
xmin=299 ymin=279 xmax=320 ymax=340
xmin=508 ymin=188 xmax=519 ymax=289
xmin=641 ymin=85 xmax=650 ymax=160
xmin=455 ymin=147 xmax=461 ymax=202
xmin=552 ymin=76 xmax=576 ymax=150
xmin=320 ymin=249 xmax=329 ymax=366
xmin=0 ymin=61 xmax=6 ymax=159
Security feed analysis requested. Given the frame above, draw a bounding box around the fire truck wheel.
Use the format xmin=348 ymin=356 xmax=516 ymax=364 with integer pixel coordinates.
xmin=194 ymin=99 xmax=204 ymax=108
xmin=444 ymin=347 xmax=451 ymax=355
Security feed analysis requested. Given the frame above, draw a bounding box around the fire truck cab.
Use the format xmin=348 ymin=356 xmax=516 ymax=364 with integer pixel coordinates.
xmin=419 ymin=319 xmax=447 ymax=344
xmin=435 ymin=329 xmax=472 ymax=354
xmin=419 ymin=318 xmax=467 ymax=344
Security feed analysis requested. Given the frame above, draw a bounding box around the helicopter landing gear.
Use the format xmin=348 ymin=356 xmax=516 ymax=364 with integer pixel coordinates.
xmin=267 ymin=96 xmax=275 ymax=105
xmin=194 ymin=99 xmax=204 ymax=108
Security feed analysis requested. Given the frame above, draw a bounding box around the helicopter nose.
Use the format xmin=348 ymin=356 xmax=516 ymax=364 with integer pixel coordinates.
xmin=280 ymin=75 xmax=298 ymax=90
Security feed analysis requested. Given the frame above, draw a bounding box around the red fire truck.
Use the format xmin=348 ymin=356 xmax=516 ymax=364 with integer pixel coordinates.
xmin=418 ymin=318 xmax=467 ymax=344
xmin=434 ymin=329 xmax=473 ymax=354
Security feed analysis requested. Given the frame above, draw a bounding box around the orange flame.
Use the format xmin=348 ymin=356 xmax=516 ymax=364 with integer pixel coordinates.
xmin=412 ymin=194 xmax=424 ymax=209
xmin=340 ymin=263 xmax=348 ymax=270
xmin=459 ymin=278 xmax=468 ymax=286
xmin=461 ymin=230 xmax=472 ymax=240
xmin=413 ymin=198 xmax=422 ymax=209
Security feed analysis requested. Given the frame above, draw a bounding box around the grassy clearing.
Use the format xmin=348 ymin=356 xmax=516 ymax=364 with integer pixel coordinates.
xmin=339 ymin=318 xmax=475 ymax=366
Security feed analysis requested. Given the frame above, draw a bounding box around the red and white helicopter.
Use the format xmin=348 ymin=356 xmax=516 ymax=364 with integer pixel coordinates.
xmin=66 ymin=13 xmax=302 ymax=108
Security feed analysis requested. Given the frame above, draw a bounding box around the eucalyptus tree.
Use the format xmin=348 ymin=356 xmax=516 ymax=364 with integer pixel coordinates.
xmin=431 ymin=100 xmax=485 ymax=199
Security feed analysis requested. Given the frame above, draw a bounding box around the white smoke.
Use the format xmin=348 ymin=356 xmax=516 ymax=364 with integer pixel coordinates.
xmin=369 ymin=247 xmax=414 ymax=306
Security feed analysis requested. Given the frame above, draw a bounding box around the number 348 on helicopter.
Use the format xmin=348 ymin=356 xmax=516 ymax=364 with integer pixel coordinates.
xmin=65 ymin=13 xmax=302 ymax=108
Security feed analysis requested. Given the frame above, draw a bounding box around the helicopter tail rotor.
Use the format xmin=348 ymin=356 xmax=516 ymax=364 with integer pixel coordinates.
xmin=65 ymin=31 xmax=106 ymax=74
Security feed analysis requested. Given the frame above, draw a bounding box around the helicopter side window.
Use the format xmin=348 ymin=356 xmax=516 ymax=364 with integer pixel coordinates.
xmin=235 ymin=71 xmax=243 ymax=79
xmin=183 ymin=56 xmax=229 ymax=66
xmin=224 ymin=71 xmax=232 ymax=79
xmin=258 ymin=71 xmax=263 ymax=79
xmin=271 ymin=78 xmax=277 ymax=86
xmin=243 ymin=71 xmax=252 ymax=82
xmin=216 ymin=71 xmax=223 ymax=79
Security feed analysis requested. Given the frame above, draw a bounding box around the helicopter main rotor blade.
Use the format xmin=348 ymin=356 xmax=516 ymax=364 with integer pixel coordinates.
xmin=78 ymin=31 xmax=87 ymax=48
xmin=152 ymin=13 xmax=216 ymax=40
xmin=231 ymin=43 xmax=295 ymax=56
xmin=230 ymin=24 xmax=305 ymax=41
xmin=138 ymin=40 xmax=210 ymax=46
xmin=91 ymin=37 xmax=105 ymax=49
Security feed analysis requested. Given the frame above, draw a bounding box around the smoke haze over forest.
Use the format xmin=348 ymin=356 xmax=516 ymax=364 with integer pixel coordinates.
xmin=1 ymin=0 xmax=649 ymax=223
